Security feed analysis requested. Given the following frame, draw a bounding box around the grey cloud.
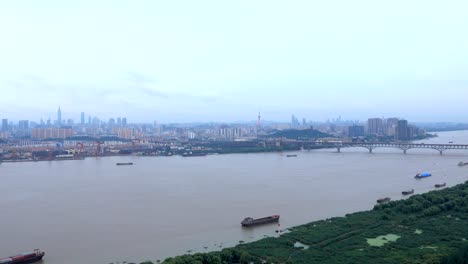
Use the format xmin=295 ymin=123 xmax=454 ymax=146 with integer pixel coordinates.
xmin=127 ymin=72 xmax=168 ymax=99
xmin=6 ymin=75 xmax=56 ymax=91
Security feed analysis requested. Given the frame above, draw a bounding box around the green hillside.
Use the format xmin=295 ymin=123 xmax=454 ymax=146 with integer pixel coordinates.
xmin=267 ymin=129 xmax=331 ymax=140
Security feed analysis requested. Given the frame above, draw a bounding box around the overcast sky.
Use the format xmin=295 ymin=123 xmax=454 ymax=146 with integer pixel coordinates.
xmin=1 ymin=0 xmax=467 ymax=123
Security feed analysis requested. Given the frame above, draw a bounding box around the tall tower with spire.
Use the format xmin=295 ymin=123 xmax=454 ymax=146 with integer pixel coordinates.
xmin=257 ymin=112 xmax=261 ymax=127
xmin=57 ymin=106 xmax=62 ymax=126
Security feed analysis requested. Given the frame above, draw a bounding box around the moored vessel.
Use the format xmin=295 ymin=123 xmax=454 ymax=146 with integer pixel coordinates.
xmin=182 ymin=152 xmax=207 ymax=157
xmin=458 ymin=161 xmax=468 ymax=166
xmin=377 ymin=197 xmax=391 ymax=204
xmin=55 ymin=154 xmax=85 ymax=161
xmin=241 ymin=215 xmax=280 ymax=227
xmin=435 ymin=183 xmax=446 ymax=188
xmin=286 ymin=154 xmax=298 ymax=157
xmin=0 ymin=249 xmax=45 ymax=264
xmin=402 ymin=189 xmax=414 ymax=195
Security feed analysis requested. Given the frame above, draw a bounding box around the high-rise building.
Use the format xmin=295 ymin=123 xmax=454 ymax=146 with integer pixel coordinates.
xmin=117 ymin=117 xmax=122 ymax=126
xmin=122 ymin=117 xmax=127 ymax=126
xmin=57 ymin=106 xmax=62 ymax=126
xmin=291 ymin=115 xmax=300 ymax=128
xmin=218 ymin=126 xmax=243 ymax=140
xmin=386 ymin=118 xmax=399 ymax=136
xmin=18 ymin=120 xmax=29 ymax=130
xmin=395 ymin=120 xmax=409 ymax=141
xmin=367 ymin=118 xmax=384 ymax=135
xmin=348 ymin=125 xmax=365 ymax=137
xmin=32 ymin=127 xmax=73 ymax=139
xmin=408 ymin=125 xmax=416 ymax=139
xmin=81 ymin=112 xmax=85 ymax=125
xmin=92 ymin=117 xmax=100 ymax=126
xmin=1 ymin=119 xmax=8 ymax=131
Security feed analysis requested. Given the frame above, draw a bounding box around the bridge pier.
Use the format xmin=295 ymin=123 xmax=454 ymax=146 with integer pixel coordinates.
xmin=337 ymin=147 xmax=341 ymax=153
xmin=440 ymin=150 xmax=443 ymax=155
xmin=404 ymin=149 xmax=407 ymax=154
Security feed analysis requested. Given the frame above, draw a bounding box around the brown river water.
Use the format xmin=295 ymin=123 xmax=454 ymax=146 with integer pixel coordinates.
xmin=1 ymin=130 xmax=468 ymax=263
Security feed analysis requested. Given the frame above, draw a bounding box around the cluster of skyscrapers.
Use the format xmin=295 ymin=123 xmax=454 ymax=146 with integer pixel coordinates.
xmin=0 ymin=107 xmax=130 ymax=140
xmin=348 ymin=118 xmax=424 ymax=141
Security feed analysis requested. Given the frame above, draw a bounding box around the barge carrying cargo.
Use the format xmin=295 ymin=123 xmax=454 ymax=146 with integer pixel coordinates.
xmin=0 ymin=249 xmax=45 ymax=264
xmin=116 ymin=162 xmax=133 ymax=166
xmin=415 ymin=172 xmax=432 ymax=179
xmin=241 ymin=215 xmax=280 ymax=227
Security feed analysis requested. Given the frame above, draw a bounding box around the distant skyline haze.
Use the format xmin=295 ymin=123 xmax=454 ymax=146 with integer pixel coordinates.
xmin=1 ymin=0 xmax=467 ymax=123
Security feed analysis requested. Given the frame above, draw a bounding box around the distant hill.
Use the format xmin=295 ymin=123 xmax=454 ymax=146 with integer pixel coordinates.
xmin=267 ymin=128 xmax=331 ymax=140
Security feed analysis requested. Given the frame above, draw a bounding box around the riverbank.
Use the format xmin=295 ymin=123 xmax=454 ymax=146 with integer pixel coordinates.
xmin=0 ymin=145 xmax=314 ymax=163
xmin=152 ymin=181 xmax=468 ymax=264
xmin=2 ymin=131 xmax=466 ymax=264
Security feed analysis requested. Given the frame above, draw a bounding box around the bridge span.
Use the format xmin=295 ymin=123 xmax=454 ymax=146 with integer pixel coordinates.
xmin=301 ymin=142 xmax=468 ymax=155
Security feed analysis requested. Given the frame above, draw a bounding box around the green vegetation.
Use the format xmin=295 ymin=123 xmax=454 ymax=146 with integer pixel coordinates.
xmin=267 ymin=128 xmax=331 ymax=140
xmin=366 ymin=234 xmax=400 ymax=247
xmin=214 ymin=145 xmax=300 ymax=154
xmin=440 ymin=244 xmax=468 ymax=264
xmin=152 ymin=181 xmax=468 ymax=264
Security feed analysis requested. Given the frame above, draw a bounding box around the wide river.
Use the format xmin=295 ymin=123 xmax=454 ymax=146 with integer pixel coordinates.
xmin=1 ymin=131 xmax=468 ymax=263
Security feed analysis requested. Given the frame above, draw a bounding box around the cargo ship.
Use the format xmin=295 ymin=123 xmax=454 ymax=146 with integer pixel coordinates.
xmin=241 ymin=215 xmax=280 ymax=227
xmin=435 ymin=182 xmax=447 ymax=188
xmin=116 ymin=162 xmax=133 ymax=166
xmin=402 ymin=189 xmax=414 ymax=195
xmin=0 ymin=249 xmax=45 ymax=264
xmin=415 ymin=172 xmax=431 ymax=179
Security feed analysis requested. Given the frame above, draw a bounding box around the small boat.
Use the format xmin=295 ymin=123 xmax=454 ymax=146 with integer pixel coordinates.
xmin=286 ymin=154 xmax=298 ymax=157
xmin=449 ymin=141 xmax=454 ymax=144
xmin=116 ymin=162 xmax=133 ymax=166
xmin=435 ymin=183 xmax=446 ymax=188
xmin=241 ymin=215 xmax=280 ymax=227
xmin=0 ymin=249 xmax=45 ymax=264
xmin=402 ymin=189 xmax=414 ymax=195
xmin=458 ymin=162 xmax=468 ymax=166
xmin=377 ymin=197 xmax=391 ymax=204
xmin=415 ymin=172 xmax=432 ymax=179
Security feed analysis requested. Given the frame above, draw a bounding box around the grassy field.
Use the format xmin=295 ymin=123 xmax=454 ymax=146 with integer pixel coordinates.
xmin=134 ymin=181 xmax=468 ymax=264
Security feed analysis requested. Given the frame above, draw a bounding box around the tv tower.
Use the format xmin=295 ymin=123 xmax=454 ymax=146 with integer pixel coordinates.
xmin=257 ymin=112 xmax=261 ymax=127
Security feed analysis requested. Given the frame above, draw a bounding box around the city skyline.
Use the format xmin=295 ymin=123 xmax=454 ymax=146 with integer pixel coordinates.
xmin=1 ymin=1 xmax=468 ymax=122
xmin=0 ymin=106 xmax=454 ymax=125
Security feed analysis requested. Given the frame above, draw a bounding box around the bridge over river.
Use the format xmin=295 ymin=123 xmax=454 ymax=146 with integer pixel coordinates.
xmin=300 ymin=142 xmax=468 ymax=155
